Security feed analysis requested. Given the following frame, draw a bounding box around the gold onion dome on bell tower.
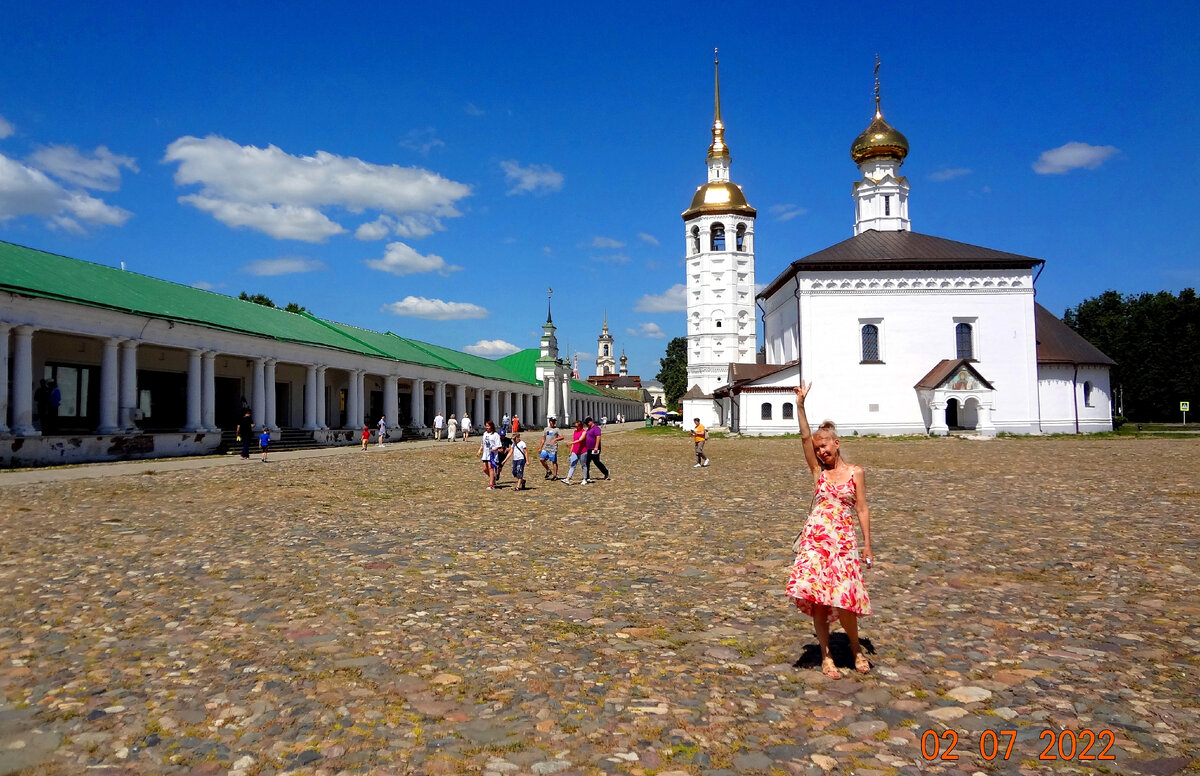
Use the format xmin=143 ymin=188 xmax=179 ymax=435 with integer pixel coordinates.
xmin=851 ymin=56 xmax=909 ymax=164
xmin=683 ymin=50 xmax=757 ymax=220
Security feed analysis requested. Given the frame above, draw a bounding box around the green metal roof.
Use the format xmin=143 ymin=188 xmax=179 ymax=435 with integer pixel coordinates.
xmin=495 ymin=348 xmax=541 ymax=382
xmin=0 ymin=239 xmax=535 ymax=385
xmin=388 ymin=336 xmax=537 ymax=386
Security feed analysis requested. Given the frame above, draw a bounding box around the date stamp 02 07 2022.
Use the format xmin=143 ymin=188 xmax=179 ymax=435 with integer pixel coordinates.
xmin=919 ymin=728 xmax=1120 ymax=762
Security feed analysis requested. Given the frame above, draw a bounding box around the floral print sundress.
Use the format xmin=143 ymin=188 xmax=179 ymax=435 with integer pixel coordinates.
xmin=785 ymin=468 xmax=872 ymax=621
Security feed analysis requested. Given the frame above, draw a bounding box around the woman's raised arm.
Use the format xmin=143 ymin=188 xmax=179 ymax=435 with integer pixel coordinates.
xmin=792 ymin=381 xmax=820 ymax=476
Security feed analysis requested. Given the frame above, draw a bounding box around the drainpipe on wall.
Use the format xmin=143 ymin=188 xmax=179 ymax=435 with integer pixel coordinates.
xmin=1072 ymin=363 xmax=1080 ymax=435
xmin=793 ymin=277 xmax=803 ymax=368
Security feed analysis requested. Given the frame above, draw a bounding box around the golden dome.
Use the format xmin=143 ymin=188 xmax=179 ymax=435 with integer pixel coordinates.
xmin=851 ymin=110 xmax=909 ymax=164
xmin=682 ymin=181 xmax=757 ymax=220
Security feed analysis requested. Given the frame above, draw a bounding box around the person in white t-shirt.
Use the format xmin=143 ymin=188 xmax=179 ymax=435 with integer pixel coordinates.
xmin=503 ymin=432 xmax=528 ymax=491
xmin=478 ymin=421 xmax=502 ymax=490
xmin=433 ymin=411 xmax=444 ymax=440
xmin=461 ymin=414 xmax=472 ymax=440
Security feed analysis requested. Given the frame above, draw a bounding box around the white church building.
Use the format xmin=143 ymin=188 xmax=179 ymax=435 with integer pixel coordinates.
xmin=682 ymin=59 xmax=1114 ymax=436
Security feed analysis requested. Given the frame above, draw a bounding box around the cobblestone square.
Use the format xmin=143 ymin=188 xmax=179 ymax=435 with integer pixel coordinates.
xmin=1 ymin=429 xmax=1196 ymax=775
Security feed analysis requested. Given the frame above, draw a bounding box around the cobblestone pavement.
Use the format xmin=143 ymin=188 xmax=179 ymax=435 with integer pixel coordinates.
xmin=1 ymin=430 xmax=1196 ymax=776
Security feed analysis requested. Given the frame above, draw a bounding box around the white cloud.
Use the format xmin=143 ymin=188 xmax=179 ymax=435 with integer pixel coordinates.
xmin=592 ymin=252 xmax=630 ymax=264
xmin=627 ymin=322 xmax=666 ymax=339
xmin=463 ymin=339 xmax=520 ymax=357
xmin=464 ymin=102 xmax=485 ymax=116
xmin=634 ymin=283 xmax=687 ymax=313
xmin=769 ymin=203 xmax=807 ymax=222
xmin=180 ymin=195 xmax=345 ymax=242
xmin=191 ymin=280 xmax=223 ymax=290
xmin=638 ymin=232 xmax=660 ymax=246
xmin=399 ymin=127 xmax=445 ymax=156
xmin=1033 ymin=142 xmax=1118 ymax=174
xmin=0 ymin=152 xmax=131 ymax=232
xmin=27 ymin=145 xmax=138 ymax=191
xmin=930 ymin=167 xmax=972 ymax=182
xmin=242 ymin=257 xmax=326 ymax=276
xmin=354 ymin=213 xmax=438 ymax=241
xmin=500 ymin=159 xmax=564 ymax=195
xmin=383 ymin=296 xmax=488 ymax=320
xmin=365 ymin=241 xmax=461 ymax=276
xmin=163 ymin=135 xmax=471 ymax=241
xmin=589 ymin=236 xmax=625 ymax=249
xmin=0 ymin=115 xmax=15 ymax=139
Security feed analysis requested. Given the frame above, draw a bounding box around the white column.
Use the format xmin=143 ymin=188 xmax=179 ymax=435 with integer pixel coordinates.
xmin=356 ymin=370 xmax=366 ymax=426
xmin=316 ymin=366 xmax=328 ymax=429
xmin=454 ymin=383 xmax=467 ymax=421
xmin=345 ymin=370 xmax=360 ymax=429
xmin=523 ymin=393 xmax=532 ymax=424
xmin=474 ymin=386 xmax=485 ymax=425
xmin=95 ymin=337 xmax=120 ymax=434
xmin=383 ymin=375 xmax=399 ymax=429
xmin=184 ymin=349 xmax=203 ymax=431
xmin=119 ymin=339 xmax=139 ymax=431
xmin=503 ymin=391 xmax=513 ymax=419
xmin=409 ymin=378 xmax=425 ymax=427
xmin=250 ymin=357 xmax=266 ymax=429
xmin=559 ymin=373 xmax=571 ymax=426
xmin=0 ymin=324 xmax=9 ymax=435
xmin=11 ymin=325 xmax=37 ymax=436
xmin=303 ymin=365 xmax=318 ymax=430
xmin=434 ymin=381 xmax=447 ymax=417
xmin=201 ymin=351 xmax=217 ymax=431
xmin=264 ymin=359 xmax=279 ymax=431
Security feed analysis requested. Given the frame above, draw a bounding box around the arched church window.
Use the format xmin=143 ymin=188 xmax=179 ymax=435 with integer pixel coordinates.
xmin=711 ymin=224 xmax=725 ymax=251
xmin=956 ymin=323 xmax=973 ymax=360
xmin=782 ymin=402 xmax=794 ymax=420
xmin=691 ymin=226 xmax=700 ymax=254
xmin=603 ymin=345 xmax=609 ymax=356
xmin=735 ymin=224 xmax=746 ymax=252
xmin=884 ymin=195 xmax=891 ymax=217
xmin=861 ymin=324 xmax=880 ymax=362
xmin=761 ymin=402 xmax=772 ymax=420
xmin=1083 ymin=381 xmax=1093 ymax=407
xmin=715 ymin=320 xmax=722 ymax=328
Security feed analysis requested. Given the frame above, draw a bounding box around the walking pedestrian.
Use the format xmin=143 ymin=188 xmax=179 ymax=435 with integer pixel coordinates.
xmin=692 ymin=418 xmax=710 ymax=468
xmin=503 ymin=432 xmax=528 ymax=491
xmin=259 ymin=428 xmax=271 ymax=462
xmin=461 ymin=414 xmax=472 ymax=440
xmin=479 ymin=421 xmax=502 ymax=490
xmin=584 ymin=416 xmax=609 ymax=482
xmin=236 ymin=410 xmax=254 ymax=459
xmin=361 ymin=424 xmax=370 ymax=450
xmin=538 ymin=417 xmax=563 ymax=480
xmin=433 ymin=411 xmax=444 ymax=441
xmin=377 ymin=416 xmax=387 ymax=446
xmin=447 ymin=414 xmax=458 ymax=441
xmin=511 ymin=415 xmax=520 ymax=435
xmin=562 ymin=420 xmax=586 ymax=485
xmin=785 ymin=382 xmax=874 ymax=678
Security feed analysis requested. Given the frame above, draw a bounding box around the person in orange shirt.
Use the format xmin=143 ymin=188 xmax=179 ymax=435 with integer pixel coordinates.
xmin=692 ymin=418 xmax=709 ymax=468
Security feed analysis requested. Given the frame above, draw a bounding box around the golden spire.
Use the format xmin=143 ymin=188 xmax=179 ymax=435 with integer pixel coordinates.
xmin=851 ymin=54 xmax=909 ymax=164
xmin=707 ymin=47 xmax=730 ymax=162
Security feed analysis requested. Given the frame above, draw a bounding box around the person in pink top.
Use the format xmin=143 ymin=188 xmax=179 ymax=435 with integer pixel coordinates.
xmin=562 ymin=420 xmax=586 ymax=485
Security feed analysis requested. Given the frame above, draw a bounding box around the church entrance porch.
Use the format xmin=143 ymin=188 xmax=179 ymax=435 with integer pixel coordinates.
xmin=917 ymin=358 xmax=997 ymax=437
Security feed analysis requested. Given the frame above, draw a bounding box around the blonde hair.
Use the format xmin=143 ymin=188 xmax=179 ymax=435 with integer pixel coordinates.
xmin=815 ymin=420 xmax=839 ymax=440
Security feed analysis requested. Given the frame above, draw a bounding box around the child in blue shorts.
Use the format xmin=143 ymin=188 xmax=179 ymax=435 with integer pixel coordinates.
xmin=259 ymin=429 xmax=271 ymax=462
xmin=503 ymin=433 xmax=528 ymax=491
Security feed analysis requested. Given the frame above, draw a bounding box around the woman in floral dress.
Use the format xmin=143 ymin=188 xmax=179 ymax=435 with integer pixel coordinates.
xmin=786 ymin=381 xmax=874 ymax=678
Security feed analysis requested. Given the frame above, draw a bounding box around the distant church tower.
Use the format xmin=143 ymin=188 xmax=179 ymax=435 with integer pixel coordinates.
xmin=596 ymin=313 xmax=616 ymax=376
xmin=683 ymin=51 xmax=757 ymax=397
xmin=851 ymin=57 xmax=910 ymax=235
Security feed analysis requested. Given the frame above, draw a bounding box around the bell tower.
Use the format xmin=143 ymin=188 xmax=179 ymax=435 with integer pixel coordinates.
xmin=595 ymin=312 xmax=616 ymax=376
xmin=682 ymin=50 xmax=757 ymax=397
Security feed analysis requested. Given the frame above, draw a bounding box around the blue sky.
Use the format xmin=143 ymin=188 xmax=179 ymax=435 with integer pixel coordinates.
xmin=2 ymin=1 xmax=1196 ymax=378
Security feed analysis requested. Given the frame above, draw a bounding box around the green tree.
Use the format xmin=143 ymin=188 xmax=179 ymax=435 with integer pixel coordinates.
xmin=656 ymin=336 xmax=688 ymax=410
xmin=283 ymin=302 xmax=309 ymax=314
xmin=1064 ymin=288 xmax=1198 ymax=421
xmin=238 ymin=292 xmax=276 ymax=307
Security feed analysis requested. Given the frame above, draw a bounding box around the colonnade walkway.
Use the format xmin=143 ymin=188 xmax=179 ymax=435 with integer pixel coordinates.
xmin=0 ymin=421 xmax=642 ymax=487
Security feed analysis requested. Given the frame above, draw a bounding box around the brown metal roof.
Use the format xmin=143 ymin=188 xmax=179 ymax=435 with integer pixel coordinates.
xmin=759 ymin=230 xmax=1044 ymax=299
xmin=1034 ymin=303 xmax=1116 ymax=365
xmin=914 ymin=359 xmax=995 ymax=391
xmin=715 ymin=360 xmax=801 ymax=397
xmin=681 ymin=384 xmax=712 ymax=400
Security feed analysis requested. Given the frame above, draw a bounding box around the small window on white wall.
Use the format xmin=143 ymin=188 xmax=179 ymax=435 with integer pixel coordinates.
xmin=782 ymin=402 xmax=794 ymax=419
xmin=861 ymin=324 xmax=881 ymax=362
xmin=1083 ymin=381 xmax=1093 ymax=407
xmin=761 ymin=402 xmax=772 ymax=420
xmin=956 ymin=323 xmax=974 ymax=359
